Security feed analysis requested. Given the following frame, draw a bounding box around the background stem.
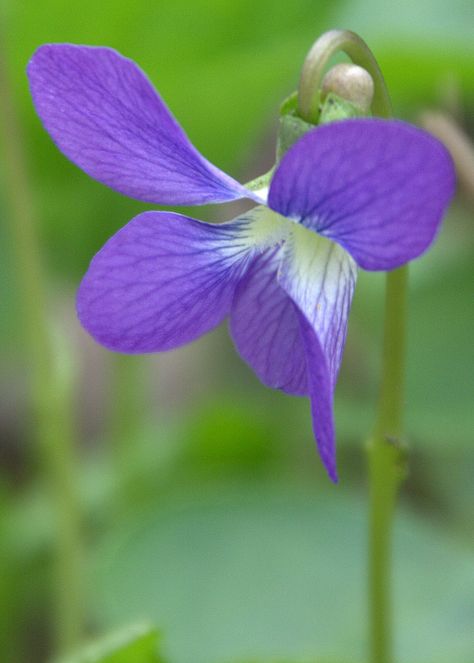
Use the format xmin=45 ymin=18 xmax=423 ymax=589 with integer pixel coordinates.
xmin=108 ymin=353 xmax=146 ymax=511
xmin=0 ymin=38 xmax=83 ymax=655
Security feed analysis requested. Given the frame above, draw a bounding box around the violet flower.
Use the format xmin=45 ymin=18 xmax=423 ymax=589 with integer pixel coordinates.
xmin=27 ymin=45 xmax=455 ymax=481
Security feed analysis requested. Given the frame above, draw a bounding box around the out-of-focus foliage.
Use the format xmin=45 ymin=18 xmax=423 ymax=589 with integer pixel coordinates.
xmin=93 ymin=480 xmax=474 ymax=663
xmin=1 ymin=1 xmax=473 ymax=663
xmin=57 ymin=624 xmax=163 ymax=663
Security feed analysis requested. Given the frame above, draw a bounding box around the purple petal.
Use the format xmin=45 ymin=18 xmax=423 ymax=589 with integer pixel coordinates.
xmin=268 ymin=119 xmax=455 ymax=271
xmin=28 ymin=44 xmax=258 ymax=205
xmin=278 ymin=226 xmax=357 ymax=481
xmin=77 ymin=211 xmax=256 ymax=353
xmin=230 ymin=249 xmax=308 ymax=396
xmin=298 ymin=314 xmax=338 ymax=482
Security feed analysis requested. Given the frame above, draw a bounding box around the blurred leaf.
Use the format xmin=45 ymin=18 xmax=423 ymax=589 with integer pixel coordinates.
xmin=335 ymin=0 xmax=474 ymax=45
xmin=234 ymin=660 xmax=348 ymax=663
xmin=57 ymin=624 xmax=162 ymax=663
xmin=417 ymin=454 xmax=474 ymax=547
xmin=93 ymin=480 xmax=474 ymax=663
xmin=184 ymin=398 xmax=279 ymax=470
xmin=333 ymin=0 xmax=474 ymax=109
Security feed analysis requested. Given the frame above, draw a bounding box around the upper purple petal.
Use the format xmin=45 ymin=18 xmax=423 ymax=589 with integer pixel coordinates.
xmin=77 ymin=211 xmax=255 ymax=353
xmin=28 ymin=44 xmax=259 ymax=206
xmin=268 ymin=119 xmax=455 ymax=271
xmin=230 ymin=249 xmax=308 ymax=396
xmin=278 ymin=226 xmax=357 ymax=481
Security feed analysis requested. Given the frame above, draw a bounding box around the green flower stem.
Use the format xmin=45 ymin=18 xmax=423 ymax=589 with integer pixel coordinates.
xmin=367 ymin=266 xmax=408 ymax=663
xmin=298 ymin=30 xmax=409 ymax=663
xmin=373 ymin=267 xmax=408 ymax=442
xmin=0 ymin=41 xmax=83 ymax=654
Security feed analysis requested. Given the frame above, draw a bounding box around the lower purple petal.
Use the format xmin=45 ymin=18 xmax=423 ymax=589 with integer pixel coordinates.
xmin=77 ymin=211 xmax=253 ymax=353
xmin=230 ymin=250 xmax=308 ymax=396
xmin=298 ymin=314 xmax=338 ymax=482
xmin=278 ymin=225 xmax=357 ymax=480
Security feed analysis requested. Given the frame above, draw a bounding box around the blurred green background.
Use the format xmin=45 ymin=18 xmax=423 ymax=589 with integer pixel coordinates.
xmin=1 ymin=1 xmax=473 ymax=662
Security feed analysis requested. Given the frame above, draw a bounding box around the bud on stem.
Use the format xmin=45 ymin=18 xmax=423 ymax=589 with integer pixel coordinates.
xmin=297 ymin=29 xmax=392 ymax=123
xmin=321 ymin=63 xmax=374 ymax=113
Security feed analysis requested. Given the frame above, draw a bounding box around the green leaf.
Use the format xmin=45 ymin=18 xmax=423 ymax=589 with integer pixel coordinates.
xmin=93 ymin=480 xmax=474 ymax=663
xmin=57 ymin=624 xmax=163 ymax=663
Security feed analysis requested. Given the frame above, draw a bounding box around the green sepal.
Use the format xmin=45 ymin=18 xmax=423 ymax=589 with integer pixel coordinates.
xmin=275 ymin=89 xmax=370 ymax=163
xmin=245 ymin=169 xmax=274 ymax=193
xmin=279 ymin=90 xmax=299 ymax=116
xmin=319 ymin=91 xmax=370 ymax=124
xmin=276 ymin=112 xmax=314 ymax=161
xmin=259 ymin=85 xmax=372 ymax=181
xmin=275 ymin=91 xmax=314 ymax=160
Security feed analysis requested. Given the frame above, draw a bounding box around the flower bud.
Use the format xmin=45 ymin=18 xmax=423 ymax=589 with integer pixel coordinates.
xmin=321 ymin=63 xmax=374 ymax=113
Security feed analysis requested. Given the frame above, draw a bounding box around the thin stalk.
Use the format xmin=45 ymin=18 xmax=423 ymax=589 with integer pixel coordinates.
xmin=0 ymin=40 xmax=83 ymax=654
xmin=367 ymin=267 xmax=408 ymax=663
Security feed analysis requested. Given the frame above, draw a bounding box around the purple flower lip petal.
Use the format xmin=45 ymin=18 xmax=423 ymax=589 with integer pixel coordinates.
xmin=278 ymin=225 xmax=357 ymax=481
xmin=29 ymin=40 xmax=456 ymax=480
xmin=27 ymin=44 xmax=261 ymax=206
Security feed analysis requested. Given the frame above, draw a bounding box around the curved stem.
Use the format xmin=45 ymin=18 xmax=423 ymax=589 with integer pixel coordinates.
xmin=298 ymin=29 xmax=392 ymax=123
xmin=0 ymin=37 xmax=83 ymax=654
